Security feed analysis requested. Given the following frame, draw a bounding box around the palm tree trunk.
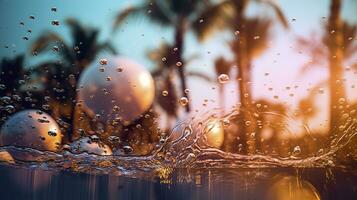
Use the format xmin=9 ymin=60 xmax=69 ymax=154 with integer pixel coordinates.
xmin=218 ymin=84 xmax=225 ymax=111
xmin=174 ymin=17 xmax=190 ymax=112
xmin=234 ymin=0 xmax=256 ymax=154
xmin=328 ymin=0 xmax=345 ymax=143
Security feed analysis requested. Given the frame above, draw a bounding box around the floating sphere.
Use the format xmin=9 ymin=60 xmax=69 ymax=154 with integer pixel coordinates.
xmin=70 ymin=137 xmax=112 ymax=155
xmin=205 ymin=120 xmax=225 ymax=149
xmin=0 ymin=110 xmax=62 ymax=151
xmin=78 ymin=57 xmax=155 ymax=123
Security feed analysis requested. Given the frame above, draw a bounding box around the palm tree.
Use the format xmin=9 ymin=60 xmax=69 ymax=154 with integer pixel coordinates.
xmin=31 ymin=18 xmax=117 ymax=140
xmin=214 ymin=57 xmax=232 ymax=111
xmin=148 ymin=43 xmax=179 ymax=128
xmin=297 ymin=2 xmax=356 ymax=142
xmin=148 ymin=42 xmax=214 ymax=129
xmin=0 ymin=55 xmax=26 ymax=98
xmin=114 ymin=0 xmax=227 ymax=112
xmin=253 ymin=99 xmax=287 ymax=154
xmin=196 ymin=0 xmax=288 ymax=154
xmin=0 ymin=55 xmax=48 ymax=125
xmin=327 ymin=0 xmax=347 ymax=141
xmin=0 ymin=55 xmax=26 ymax=124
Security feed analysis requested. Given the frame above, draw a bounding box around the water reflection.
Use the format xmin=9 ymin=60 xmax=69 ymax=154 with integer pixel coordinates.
xmin=0 ymin=166 xmax=356 ymax=200
xmin=267 ymin=175 xmax=320 ymax=200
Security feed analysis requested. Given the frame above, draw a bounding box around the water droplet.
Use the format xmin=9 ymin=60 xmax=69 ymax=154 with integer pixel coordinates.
xmin=99 ymin=58 xmax=108 ymax=65
xmin=42 ymin=104 xmax=51 ymax=110
xmin=318 ymin=88 xmax=324 ymax=94
xmin=338 ymin=98 xmax=345 ymax=104
xmin=123 ymin=145 xmax=133 ymax=153
xmin=223 ymin=119 xmax=230 ymax=126
xmin=18 ymin=80 xmax=25 ymax=85
xmin=218 ymin=74 xmax=229 ymax=84
xmin=1 ymin=96 xmax=12 ymax=104
xmin=52 ymin=45 xmax=59 ymax=52
xmin=108 ymin=135 xmax=120 ymax=143
xmin=51 ymin=20 xmax=60 ymax=26
xmin=293 ymin=146 xmax=301 ymax=155
xmin=48 ymin=130 xmax=57 ymax=137
xmin=162 ymin=90 xmax=168 ymax=96
xmin=179 ymin=97 xmax=189 ymax=106
xmin=4 ymin=105 xmax=15 ymax=113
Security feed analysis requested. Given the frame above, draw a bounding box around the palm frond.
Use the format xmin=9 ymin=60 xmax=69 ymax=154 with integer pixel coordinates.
xmin=147 ymin=43 xmax=176 ymax=68
xmin=245 ymin=18 xmax=272 ymax=58
xmin=66 ymin=18 xmax=88 ymax=46
xmin=192 ymin=1 xmax=235 ymax=41
xmin=30 ymin=32 xmax=65 ymax=53
xmin=187 ymin=71 xmax=214 ymax=83
xmin=75 ymin=29 xmax=99 ymax=62
xmin=0 ymin=55 xmax=26 ymax=95
xmin=113 ymin=6 xmax=145 ymax=31
xmin=146 ymin=0 xmax=173 ymax=25
xmin=296 ymin=33 xmax=327 ymax=76
xmin=258 ymin=0 xmax=289 ymax=29
xmin=32 ymin=62 xmax=65 ymax=75
xmin=98 ymin=41 xmax=118 ymax=55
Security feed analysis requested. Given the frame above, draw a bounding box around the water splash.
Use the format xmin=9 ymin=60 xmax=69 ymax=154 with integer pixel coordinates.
xmin=0 ymin=108 xmax=356 ymax=178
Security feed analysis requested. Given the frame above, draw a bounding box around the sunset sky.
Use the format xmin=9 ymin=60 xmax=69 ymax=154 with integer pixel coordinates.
xmin=0 ymin=0 xmax=356 ymax=132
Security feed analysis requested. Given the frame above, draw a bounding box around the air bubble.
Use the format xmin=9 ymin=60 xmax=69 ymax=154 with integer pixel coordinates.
xmin=218 ymin=74 xmax=229 ymax=84
xmin=179 ymin=97 xmax=189 ymax=106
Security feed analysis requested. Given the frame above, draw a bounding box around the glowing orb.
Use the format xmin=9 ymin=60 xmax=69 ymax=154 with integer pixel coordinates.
xmin=0 ymin=110 xmax=62 ymax=151
xmin=77 ymin=57 xmax=155 ymax=123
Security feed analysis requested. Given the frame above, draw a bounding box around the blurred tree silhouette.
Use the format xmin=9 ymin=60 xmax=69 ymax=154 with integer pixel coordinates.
xmin=147 ymin=43 xmax=179 ymax=130
xmin=30 ymin=18 xmax=161 ymax=153
xmin=148 ymin=42 xmax=213 ymax=129
xmin=253 ymin=99 xmax=287 ymax=155
xmin=31 ymin=18 xmax=117 ymax=140
xmin=327 ymin=0 xmax=346 ymax=140
xmin=0 ymin=55 xmax=26 ymax=98
xmin=297 ymin=0 xmax=356 ymax=143
xmin=202 ymin=0 xmax=288 ymax=154
xmin=0 ymin=55 xmax=46 ymax=124
xmin=0 ymin=55 xmax=27 ymax=124
xmin=114 ymin=0 xmax=228 ymax=112
xmin=214 ymin=56 xmax=232 ymax=111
